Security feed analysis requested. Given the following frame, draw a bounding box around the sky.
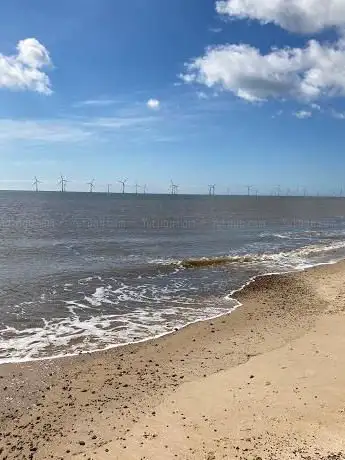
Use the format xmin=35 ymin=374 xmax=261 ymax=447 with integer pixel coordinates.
xmin=1 ymin=0 xmax=345 ymax=195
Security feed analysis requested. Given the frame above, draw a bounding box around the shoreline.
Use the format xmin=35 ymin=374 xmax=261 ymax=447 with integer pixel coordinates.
xmin=1 ymin=255 xmax=344 ymax=366
xmin=2 ymin=260 xmax=345 ymax=458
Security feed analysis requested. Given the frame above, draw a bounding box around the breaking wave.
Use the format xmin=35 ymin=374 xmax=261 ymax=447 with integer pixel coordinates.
xmin=168 ymin=240 xmax=345 ymax=270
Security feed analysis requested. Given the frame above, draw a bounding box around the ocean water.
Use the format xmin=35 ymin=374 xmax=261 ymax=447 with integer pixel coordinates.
xmin=1 ymin=191 xmax=345 ymax=363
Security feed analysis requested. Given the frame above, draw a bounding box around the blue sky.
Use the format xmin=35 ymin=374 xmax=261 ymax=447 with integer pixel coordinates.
xmin=1 ymin=0 xmax=345 ymax=195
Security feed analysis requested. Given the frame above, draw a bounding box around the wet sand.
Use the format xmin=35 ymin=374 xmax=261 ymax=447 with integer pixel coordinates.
xmin=2 ymin=261 xmax=345 ymax=459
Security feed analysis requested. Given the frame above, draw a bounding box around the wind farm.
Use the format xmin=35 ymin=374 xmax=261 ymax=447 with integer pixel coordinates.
xmin=25 ymin=176 xmax=345 ymax=198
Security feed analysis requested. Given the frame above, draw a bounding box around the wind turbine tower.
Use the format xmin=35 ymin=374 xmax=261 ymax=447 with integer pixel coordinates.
xmin=119 ymin=178 xmax=128 ymax=194
xmin=87 ymin=179 xmax=95 ymax=193
xmin=246 ymin=185 xmax=253 ymax=196
xmin=208 ymin=184 xmax=216 ymax=196
xmin=58 ymin=174 xmax=67 ymax=193
xmin=33 ymin=176 xmax=41 ymax=192
xmin=170 ymin=180 xmax=178 ymax=195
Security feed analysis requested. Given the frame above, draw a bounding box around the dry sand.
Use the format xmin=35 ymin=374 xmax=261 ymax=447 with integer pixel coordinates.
xmin=2 ymin=261 xmax=345 ymax=459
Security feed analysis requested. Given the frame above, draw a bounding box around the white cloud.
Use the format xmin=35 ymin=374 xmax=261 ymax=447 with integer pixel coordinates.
xmin=147 ymin=98 xmax=160 ymax=110
xmin=331 ymin=110 xmax=345 ymax=119
xmin=83 ymin=116 xmax=155 ymax=129
xmin=181 ymin=39 xmax=345 ymax=103
xmin=17 ymin=38 xmax=51 ymax=68
xmin=0 ymin=114 xmax=158 ymax=144
xmin=294 ymin=110 xmax=312 ymax=119
xmin=196 ymin=91 xmax=208 ymax=99
xmin=311 ymin=103 xmax=321 ymax=111
xmin=209 ymin=27 xmax=223 ymax=33
xmin=0 ymin=119 xmax=90 ymax=142
xmin=216 ymin=0 xmax=345 ymax=34
xmin=0 ymin=38 xmax=52 ymax=94
xmin=74 ymin=99 xmax=117 ymax=107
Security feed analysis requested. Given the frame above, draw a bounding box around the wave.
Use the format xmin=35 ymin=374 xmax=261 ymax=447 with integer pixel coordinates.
xmin=0 ymin=296 xmax=237 ymax=364
xmin=179 ymin=256 xmax=253 ymax=268
xmin=260 ymin=232 xmax=292 ymax=240
xmin=171 ymin=240 xmax=345 ymax=270
xmin=261 ymin=229 xmax=345 ymax=241
xmin=272 ymin=233 xmax=292 ymax=239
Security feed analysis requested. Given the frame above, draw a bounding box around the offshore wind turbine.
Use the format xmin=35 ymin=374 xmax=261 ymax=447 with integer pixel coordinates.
xmin=208 ymin=184 xmax=216 ymax=196
xmin=33 ymin=176 xmax=41 ymax=192
xmin=246 ymin=185 xmax=253 ymax=196
xmin=143 ymin=184 xmax=147 ymax=195
xmin=170 ymin=180 xmax=178 ymax=195
xmin=170 ymin=180 xmax=174 ymax=195
xmin=58 ymin=174 xmax=67 ymax=193
xmin=119 ymin=178 xmax=128 ymax=194
xmin=135 ymin=182 xmax=140 ymax=195
xmin=107 ymin=184 xmax=112 ymax=194
xmin=87 ymin=179 xmax=95 ymax=193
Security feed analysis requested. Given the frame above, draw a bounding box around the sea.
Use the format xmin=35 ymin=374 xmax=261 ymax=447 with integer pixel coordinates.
xmin=1 ymin=191 xmax=345 ymax=364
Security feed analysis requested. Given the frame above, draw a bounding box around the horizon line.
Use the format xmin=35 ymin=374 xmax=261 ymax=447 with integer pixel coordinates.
xmin=0 ymin=189 xmax=342 ymax=198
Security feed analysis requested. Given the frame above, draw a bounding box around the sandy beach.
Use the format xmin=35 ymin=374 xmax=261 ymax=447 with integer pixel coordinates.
xmin=2 ymin=261 xmax=345 ymax=459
